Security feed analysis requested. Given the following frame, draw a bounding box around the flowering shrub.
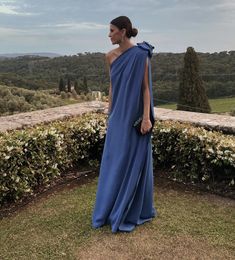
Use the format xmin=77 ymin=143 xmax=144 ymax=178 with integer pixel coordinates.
xmin=0 ymin=112 xmax=234 ymax=205
xmin=152 ymin=120 xmax=235 ymax=191
xmin=0 ymin=112 xmax=106 ymax=205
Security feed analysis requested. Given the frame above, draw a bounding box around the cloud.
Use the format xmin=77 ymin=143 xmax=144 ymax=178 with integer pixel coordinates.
xmin=0 ymin=2 xmax=38 ymax=15
xmin=0 ymin=4 xmax=18 ymax=14
xmin=40 ymin=22 xmax=108 ymax=30
xmin=214 ymin=0 xmax=235 ymax=10
xmin=0 ymin=0 xmax=17 ymax=3
xmin=0 ymin=1 xmax=234 ymax=53
xmin=139 ymin=29 xmax=153 ymax=33
xmin=0 ymin=26 xmax=27 ymax=36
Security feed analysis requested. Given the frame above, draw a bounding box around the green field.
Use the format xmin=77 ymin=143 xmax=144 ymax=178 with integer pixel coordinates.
xmin=157 ymin=97 xmax=235 ymax=114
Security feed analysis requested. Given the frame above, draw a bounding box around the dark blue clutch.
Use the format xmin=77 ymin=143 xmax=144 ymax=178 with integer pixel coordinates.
xmin=133 ymin=116 xmax=154 ymax=135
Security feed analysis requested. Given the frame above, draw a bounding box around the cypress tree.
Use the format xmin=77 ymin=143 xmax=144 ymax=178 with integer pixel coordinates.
xmin=59 ymin=78 xmax=65 ymax=92
xmin=83 ymin=76 xmax=88 ymax=93
xmin=67 ymin=78 xmax=71 ymax=93
xmin=177 ymin=47 xmax=211 ymax=113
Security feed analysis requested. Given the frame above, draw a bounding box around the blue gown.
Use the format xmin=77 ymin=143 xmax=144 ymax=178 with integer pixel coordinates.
xmin=92 ymin=41 xmax=157 ymax=233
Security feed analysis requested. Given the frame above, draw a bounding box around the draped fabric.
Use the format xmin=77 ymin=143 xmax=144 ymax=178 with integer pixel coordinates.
xmin=92 ymin=41 xmax=157 ymax=233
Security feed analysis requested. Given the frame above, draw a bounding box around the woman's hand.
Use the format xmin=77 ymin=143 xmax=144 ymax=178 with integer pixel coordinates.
xmin=140 ymin=118 xmax=152 ymax=135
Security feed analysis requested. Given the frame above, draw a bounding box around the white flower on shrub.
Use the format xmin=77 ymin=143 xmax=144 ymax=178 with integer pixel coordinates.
xmin=52 ymin=163 xmax=58 ymax=169
xmin=208 ymin=148 xmax=214 ymax=153
xmin=6 ymin=146 xmax=14 ymax=151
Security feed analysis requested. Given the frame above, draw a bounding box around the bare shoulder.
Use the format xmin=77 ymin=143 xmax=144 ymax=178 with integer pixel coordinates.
xmin=105 ymin=48 xmax=120 ymax=66
xmin=105 ymin=51 xmax=112 ymax=65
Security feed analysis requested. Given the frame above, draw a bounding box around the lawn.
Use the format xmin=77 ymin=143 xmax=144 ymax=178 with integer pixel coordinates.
xmin=157 ymin=96 xmax=235 ymax=114
xmin=0 ymin=170 xmax=234 ymax=260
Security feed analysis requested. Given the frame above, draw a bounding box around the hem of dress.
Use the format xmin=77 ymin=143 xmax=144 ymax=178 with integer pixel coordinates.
xmin=112 ymin=211 xmax=158 ymax=233
xmin=92 ymin=208 xmax=158 ymax=233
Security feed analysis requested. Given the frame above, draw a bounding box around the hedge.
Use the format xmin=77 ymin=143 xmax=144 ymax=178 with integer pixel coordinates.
xmin=0 ymin=113 xmax=105 ymax=205
xmin=0 ymin=112 xmax=234 ymax=206
xmin=152 ymin=120 xmax=235 ymax=194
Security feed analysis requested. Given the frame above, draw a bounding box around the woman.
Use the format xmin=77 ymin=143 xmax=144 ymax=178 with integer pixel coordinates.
xmin=92 ymin=16 xmax=157 ymax=233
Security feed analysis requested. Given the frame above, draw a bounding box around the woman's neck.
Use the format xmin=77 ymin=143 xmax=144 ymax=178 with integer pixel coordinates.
xmin=119 ymin=40 xmax=135 ymax=52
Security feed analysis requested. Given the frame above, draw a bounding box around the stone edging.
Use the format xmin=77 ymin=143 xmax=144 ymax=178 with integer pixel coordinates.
xmin=0 ymin=101 xmax=234 ymax=134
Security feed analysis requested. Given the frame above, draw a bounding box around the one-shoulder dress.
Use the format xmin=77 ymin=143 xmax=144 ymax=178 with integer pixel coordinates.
xmin=92 ymin=41 xmax=157 ymax=233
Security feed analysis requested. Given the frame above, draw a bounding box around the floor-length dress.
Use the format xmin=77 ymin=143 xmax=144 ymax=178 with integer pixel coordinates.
xmin=92 ymin=41 xmax=157 ymax=233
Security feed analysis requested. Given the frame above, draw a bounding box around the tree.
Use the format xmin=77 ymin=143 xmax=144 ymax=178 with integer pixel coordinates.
xmin=58 ymin=78 xmax=65 ymax=92
xmin=177 ymin=47 xmax=211 ymax=113
xmin=67 ymin=78 xmax=71 ymax=93
xmin=82 ymin=76 xmax=89 ymax=93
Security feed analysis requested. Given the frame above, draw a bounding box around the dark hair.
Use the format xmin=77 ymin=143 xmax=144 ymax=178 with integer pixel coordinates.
xmin=110 ymin=16 xmax=138 ymax=38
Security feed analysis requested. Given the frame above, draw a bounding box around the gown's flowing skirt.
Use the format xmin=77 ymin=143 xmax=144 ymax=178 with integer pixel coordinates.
xmin=92 ymin=42 xmax=157 ymax=233
xmin=92 ymin=117 xmax=157 ymax=233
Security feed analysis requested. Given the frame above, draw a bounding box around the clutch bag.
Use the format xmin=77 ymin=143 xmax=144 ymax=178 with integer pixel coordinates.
xmin=133 ymin=116 xmax=153 ymax=135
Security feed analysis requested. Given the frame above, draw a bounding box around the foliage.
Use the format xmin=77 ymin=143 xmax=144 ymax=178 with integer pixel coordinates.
xmin=177 ymin=47 xmax=211 ymax=113
xmin=0 ymin=85 xmax=67 ymax=115
xmin=58 ymin=78 xmax=65 ymax=92
xmin=67 ymin=78 xmax=71 ymax=93
xmin=152 ymin=120 xmax=235 ymax=190
xmin=0 ymin=112 xmax=234 ymax=205
xmin=0 ymin=51 xmax=234 ymax=103
xmin=0 ymin=112 xmax=106 ymax=205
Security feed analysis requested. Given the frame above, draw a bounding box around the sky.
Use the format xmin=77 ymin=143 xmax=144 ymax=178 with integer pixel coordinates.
xmin=0 ymin=0 xmax=234 ymax=55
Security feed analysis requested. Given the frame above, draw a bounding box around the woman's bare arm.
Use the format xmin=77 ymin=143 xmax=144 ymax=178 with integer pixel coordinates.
xmin=140 ymin=57 xmax=153 ymax=134
xmin=142 ymin=57 xmax=150 ymax=121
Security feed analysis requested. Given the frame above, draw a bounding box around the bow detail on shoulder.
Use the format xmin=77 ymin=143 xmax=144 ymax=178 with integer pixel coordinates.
xmin=137 ymin=41 xmax=155 ymax=58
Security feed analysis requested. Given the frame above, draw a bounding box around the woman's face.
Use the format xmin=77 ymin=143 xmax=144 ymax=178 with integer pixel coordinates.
xmin=108 ymin=24 xmax=125 ymax=44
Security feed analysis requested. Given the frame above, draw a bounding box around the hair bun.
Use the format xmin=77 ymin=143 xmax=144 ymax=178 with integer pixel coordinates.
xmin=131 ymin=28 xmax=138 ymax=37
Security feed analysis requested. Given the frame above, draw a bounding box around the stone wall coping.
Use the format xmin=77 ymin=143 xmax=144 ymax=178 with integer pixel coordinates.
xmin=0 ymin=101 xmax=234 ymax=134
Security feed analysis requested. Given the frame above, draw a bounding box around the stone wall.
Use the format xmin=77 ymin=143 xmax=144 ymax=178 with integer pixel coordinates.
xmin=0 ymin=101 xmax=234 ymax=134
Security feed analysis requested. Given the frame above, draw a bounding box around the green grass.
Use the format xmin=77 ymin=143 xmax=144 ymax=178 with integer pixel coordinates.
xmin=158 ymin=96 xmax=235 ymax=114
xmin=0 ymin=176 xmax=234 ymax=259
xmin=158 ymin=102 xmax=177 ymax=110
xmin=209 ymin=97 xmax=235 ymax=113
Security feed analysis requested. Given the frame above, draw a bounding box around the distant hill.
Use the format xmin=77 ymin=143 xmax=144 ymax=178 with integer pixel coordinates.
xmin=0 ymin=51 xmax=234 ymax=102
xmin=0 ymin=52 xmax=61 ymax=59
